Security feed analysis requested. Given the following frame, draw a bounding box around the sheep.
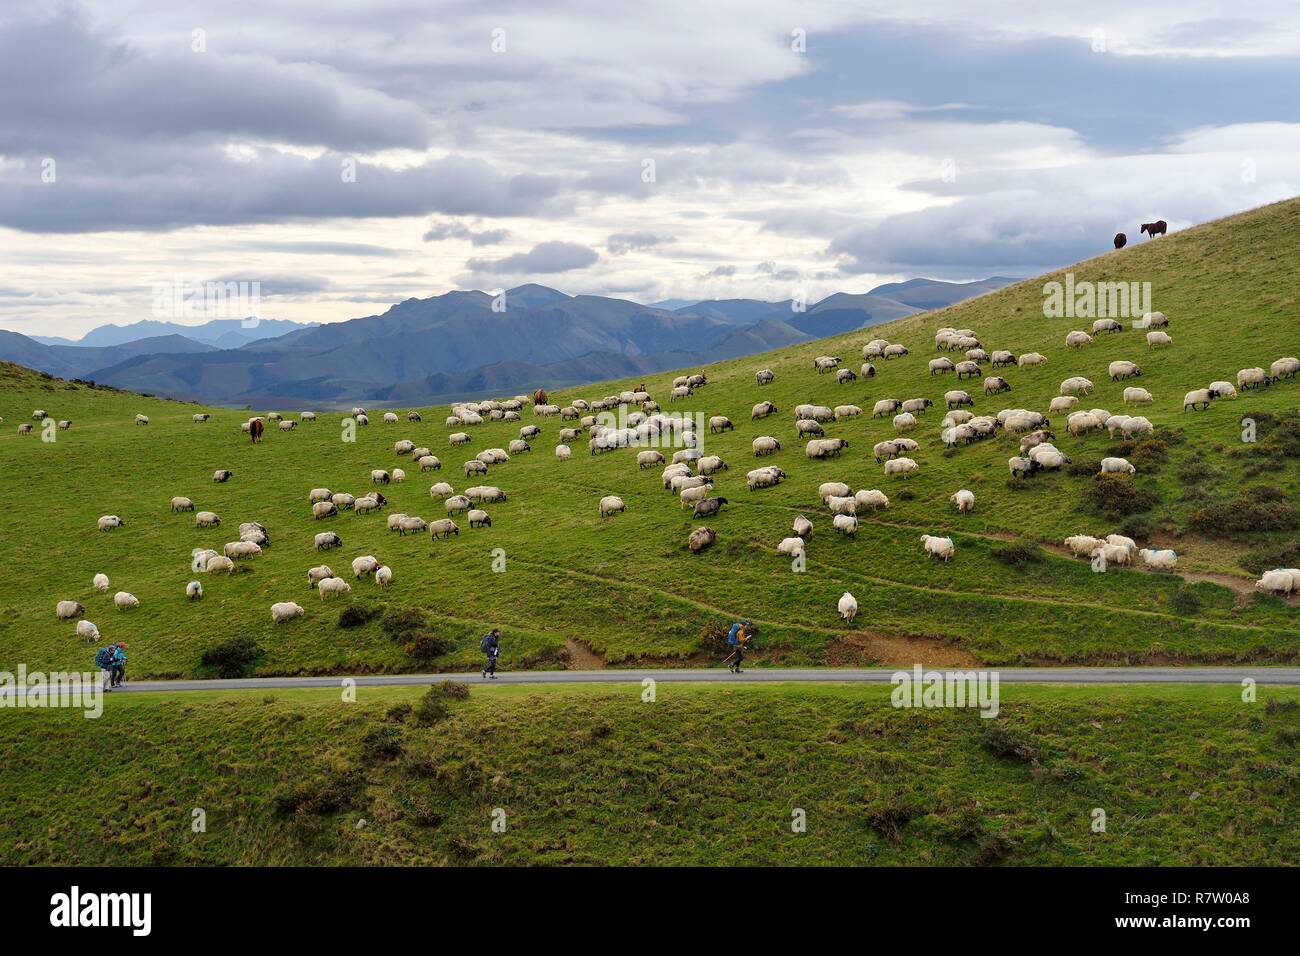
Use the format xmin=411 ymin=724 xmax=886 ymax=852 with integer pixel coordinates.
xmin=560 ymin=427 xmax=582 ymax=443
xmin=838 ymin=592 xmax=858 ymax=623
xmin=355 ymin=494 xmax=385 ymax=515
xmin=397 ymin=516 xmax=427 ymax=537
xmin=834 ymin=405 xmax=863 ymax=423
xmin=449 ymin=432 xmax=471 ymax=446
xmin=901 ymin=398 xmax=933 ymax=416
xmin=755 ymin=368 xmax=775 ymax=385
xmin=872 ymin=399 xmax=902 ymax=417
xmin=599 ymin=495 xmax=626 ymax=517
xmin=777 ymin=537 xmax=806 ymax=557
xmin=815 ymin=482 xmax=850 ymax=502
xmin=76 ymin=620 xmax=100 ymax=642
xmin=1121 ymin=416 xmax=1153 ymax=438
xmin=301 ymin=412 xmax=317 ymax=422
xmin=394 ymin=439 xmax=416 ymax=456
xmin=747 ymin=466 xmax=786 ymax=490
xmin=692 ymin=496 xmax=728 ymax=518
xmin=1008 ymin=456 xmax=1041 ymax=479
xmin=814 ymin=355 xmax=842 ymax=373
xmin=464 ymin=460 xmax=488 ymax=478
xmin=1237 ymin=367 xmax=1269 ymax=390
xmin=1067 ymin=412 xmax=1103 ymax=436
xmin=98 ymin=515 xmax=123 ymax=531
xmin=407 ymin=411 xmax=423 ymax=422
xmin=1109 ymin=360 xmax=1141 ymax=381
xmin=278 ymin=420 xmax=297 ymax=432
xmin=944 ymin=390 xmax=974 ymax=409
xmin=58 ymin=419 xmax=71 ymax=430
xmin=751 ymin=436 xmax=780 ymax=457
xmin=688 ymin=526 xmax=717 ymax=553
xmin=883 ymin=343 xmax=909 ymax=359
xmin=807 ymin=438 xmax=849 ymax=459
xmin=1105 ymin=415 xmax=1133 ymax=438
xmin=950 ymin=489 xmax=975 ymax=513
xmin=135 ymin=414 xmax=150 ymax=425
xmin=17 ymin=424 xmax=32 ymax=434
xmin=307 ymin=565 xmax=335 ymax=589
xmin=991 ymin=350 xmax=1017 ymax=367
xmin=171 ymin=496 xmax=195 ymax=512
xmin=312 ymin=501 xmax=338 ymax=520
xmin=1066 ymin=330 xmax=1093 ymax=349
xmin=635 ymin=450 xmax=663 ymax=469
xmin=832 ymin=514 xmax=858 ymax=535
xmin=1030 ymin=446 xmax=1070 ymax=470
xmin=1256 ymin=569 xmax=1299 ymax=594
xmin=1090 ymin=544 xmax=1132 ymax=568
xmin=795 ymin=419 xmax=825 ymax=438
xmin=1138 ymin=548 xmax=1177 ymax=571
xmin=1123 ymin=386 xmax=1153 ymax=404
xmin=983 ymin=376 xmax=1011 ymax=395
xmin=32 ymin=409 xmax=47 ymax=420
xmin=375 ymin=566 xmax=393 ymax=587
xmin=56 ymin=600 xmax=85 ymax=620
xmin=1018 ymin=352 xmax=1047 ymax=367
xmin=1146 ymin=330 xmax=1172 ymax=348
xmin=206 ymin=555 xmax=235 ymax=573
xmin=837 ymin=368 xmax=857 ymax=384
xmin=87 ymin=573 xmax=110 ymax=595
xmin=929 ymin=357 xmax=955 ymax=375
xmin=508 ymin=440 xmax=531 ymax=456
xmin=1065 ymin=534 xmax=1105 ymax=557
xmin=1043 ymin=397 xmax=1077 ymax=417
xmin=883 ymin=457 xmax=918 ymax=478
xmin=1270 ymin=357 xmax=1300 ymax=380
xmin=855 ymin=489 xmax=888 ymax=511
xmin=270 ymin=601 xmax=305 ymax=624
xmin=309 ymin=488 xmax=332 ymax=504
xmin=1018 ymin=429 xmax=1055 ymax=453
xmin=193 ymin=413 xmax=210 ymax=423
xmin=751 ymin=401 xmax=778 ymax=420
xmin=267 ymin=413 xmax=283 ymax=422
xmin=466 ymin=508 xmax=492 ymax=529
xmin=318 ymin=576 xmax=352 ymax=599
xmin=793 ymin=515 xmax=814 ymax=539
xmin=1099 ymin=457 xmax=1136 ymax=478
xmin=1059 ymin=376 xmax=1094 ymax=396
xmin=520 ymin=425 xmax=542 ymax=439
xmin=114 ymin=591 xmax=139 ymax=610
xmin=1093 ymin=318 xmax=1123 ymax=334
xmin=213 ymin=470 xmax=233 ymax=483
xmin=1182 ymin=388 xmax=1217 ymax=412
xmin=893 ymin=412 xmax=918 ymax=433
xmin=391 ymin=468 xmax=406 ymax=484
xmin=955 ymin=361 xmax=982 ymax=379
xmin=556 ymin=444 xmax=572 ymax=461
xmin=331 ymin=492 xmax=357 ymax=511
xmin=827 ymin=495 xmax=857 ymax=517
xmin=428 ymin=482 xmax=455 ymax=499
xmin=864 ymin=340 xmax=888 ymax=359
xmin=708 ymin=415 xmax=733 ymax=434
xmin=224 ymin=540 xmax=262 ymax=559
xmin=921 ymin=534 xmax=955 ymax=561
xmin=1208 ymin=381 xmax=1237 ymax=400
xmin=1140 ymin=311 xmax=1168 ymax=328
xmin=195 ymin=511 xmax=221 ymax=528
xmin=445 ymin=495 xmax=471 ymax=515
xmin=351 ymin=555 xmax=379 ymax=578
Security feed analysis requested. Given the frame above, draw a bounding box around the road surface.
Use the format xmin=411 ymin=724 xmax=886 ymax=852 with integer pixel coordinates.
xmin=50 ymin=666 xmax=1300 ymax=694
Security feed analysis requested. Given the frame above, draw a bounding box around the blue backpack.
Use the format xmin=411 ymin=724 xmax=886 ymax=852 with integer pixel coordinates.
xmin=727 ymin=623 xmax=742 ymax=646
xmin=95 ymin=647 xmax=113 ymax=669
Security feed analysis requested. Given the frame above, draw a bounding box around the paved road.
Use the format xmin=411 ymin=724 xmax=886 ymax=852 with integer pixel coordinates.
xmin=53 ymin=666 xmax=1300 ymax=694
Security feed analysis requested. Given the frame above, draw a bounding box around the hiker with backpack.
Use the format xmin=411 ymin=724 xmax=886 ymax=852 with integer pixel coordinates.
xmin=109 ymin=643 xmax=127 ymax=687
xmin=480 ymin=628 xmax=501 ymax=679
xmin=95 ymin=646 xmax=115 ymax=691
xmin=725 ymin=620 xmax=755 ymax=674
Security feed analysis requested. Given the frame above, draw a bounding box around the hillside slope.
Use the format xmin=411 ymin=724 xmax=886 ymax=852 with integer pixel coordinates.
xmin=1 ymin=199 xmax=1298 ymax=679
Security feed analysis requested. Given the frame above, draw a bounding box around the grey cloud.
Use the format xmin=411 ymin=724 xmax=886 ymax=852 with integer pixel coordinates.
xmin=423 ymin=220 xmax=512 ymax=245
xmin=466 ymin=241 xmax=599 ymax=275
xmin=606 ymin=232 xmax=675 ymax=255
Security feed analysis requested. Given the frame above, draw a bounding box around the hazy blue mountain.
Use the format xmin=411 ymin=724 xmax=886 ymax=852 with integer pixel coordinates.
xmin=54 ymin=317 xmax=316 ymax=349
xmin=0 ymin=331 xmax=216 ymax=380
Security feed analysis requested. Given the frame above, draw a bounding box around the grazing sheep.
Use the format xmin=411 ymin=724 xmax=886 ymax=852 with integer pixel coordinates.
xmin=747 ymin=466 xmax=786 ymax=490
xmin=1059 ymin=376 xmax=1094 ymax=396
xmin=1018 ymin=352 xmax=1047 ymax=367
xmin=556 ymin=444 xmax=572 ymax=460
xmin=392 ymin=468 xmax=406 ymax=483
xmin=1065 ymin=330 xmax=1093 ymax=349
xmin=795 ymin=419 xmax=825 ymax=438
xmin=195 ymin=511 xmax=221 ymax=528
xmin=351 ymin=555 xmax=379 ymax=578
xmin=755 ymin=368 xmax=775 ymax=385
xmin=832 ymin=514 xmax=858 ymax=535
xmin=637 ymin=450 xmax=665 ymax=469
xmin=983 ymin=376 xmax=1011 ymax=395
xmin=1067 ymin=412 xmax=1103 ymax=436
xmin=1208 ymin=381 xmax=1237 ymax=400
xmin=467 ymin=509 xmax=492 ymax=528
xmin=278 ymin=420 xmax=297 ymax=432
xmin=464 ymin=460 xmax=488 ymax=478
xmin=332 ymin=493 xmax=357 ymax=511
xmin=375 ymin=566 xmax=393 ymax=587
xmin=1237 ymin=367 xmax=1269 ymax=390
xmin=893 ymin=412 xmax=918 ymax=433
xmin=1065 ymin=534 xmax=1105 ymax=557
xmin=318 ymin=576 xmax=351 ymax=599
xmin=1182 ymin=388 xmax=1217 ymax=412
xmin=1138 ymin=548 xmax=1177 ymax=571
xmin=354 ymin=494 xmax=385 ymax=515
xmin=1029 ymin=446 xmax=1070 ymax=470
xmin=950 ymin=489 xmax=975 ymax=513
xmin=1048 ymin=396 xmax=1078 ymax=415
xmin=707 ymin=416 xmax=733 ymax=434
xmin=449 ymin=432 xmax=471 ymax=446
xmin=688 ymin=526 xmax=717 ymax=553
xmin=838 ymin=592 xmax=858 ymax=622
xmin=1018 ymin=429 xmax=1055 ymax=453
xmin=308 ymin=565 xmax=335 ymax=588
xmin=301 ymin=411 xmax=317 ymax=422
xmin=213 ymin=469 xmax=233 ymax=483
xmin=1140 ymin=311 xmax=1168 ymax=328
xmin=114 ymin=591 xmax=139 ymax=610
xmin=929 ymin=357 xmax=955 ymax=375
xmin=56 ymin=600 xmax=85 ymax=620
xmin=921 ymin=534 xmax=955 ymax=561
xmin=1008 ymin=456 xmax=1041 ymax=479
xmin=883 ymin=457 xmax=918 ymax=478
xmin=445 ymin=495 xmax=471 ymax=515
xmin=752 ymin=436 xmax=781 ymax=457
xmin=692 ymin=496 xmax=728 ymax=518
xmin=1146 ymin=330 xmax=1173 ymax=348
xmin=991 ymin=350 xmax=1017 ymax=367
xmin=819 ymin=482 xmax=852 ymax=501
xmin=135 ymin=414 xmax=150 ymax=425
xmin=93 ymin=573 xmax=110 ymax=593
xmin=1123 ymin=386 xmax=1153 ymax=404
xmin=901 ymin=398 xmax=933 ymax=416
xmin=1099 ymin=457 xmax=1136 ymax=475
xmin=193 ymin=413 xmax=210 ymax=423
xmin=1093 ymin=318 xmax=1123 ymax=334
xmin=271 ymin=601 xmax=305 ymax=624
xmin=777 ymin=536 xmax=805 ymax=557
xmin=836 ymin=368 xmax=857 ymax=384
xmin=430 ymin=518 xmax=460 ymax=539
xmin=751 ymin=401 xmax=778 ymax=420
xmin=955 ymin=361 xmax=982 ymax=379
xmin=206 ymin=555 xmax=235 ymax=573
xmin=944 ymin=390 xmax=974 ymax=409
xmin=1090 ymin=544 xmax=1132 ymax=568
xmin=1121 ymin=416 xmax=1153 ymax=438
xmin=313 ymin=501 xmax=338 ymax=520
xmin=397 ymin=516 xmax=427 ymax=536
xmin=872 ymin=399 xmax=902 ymax=418
xmin=806 ymin=438 xmax=848 ymax=459
xmin=834 ymin=405 xmax=863 ymax=422
xmin=76 ymin=620 xmax=100 ymax=642
xmin=883 ymin=343 xmax=909 ymax=359
xmin=428 ymin=482 xmax=454 ymax=498
xmin=1109 ymin=360 xmax=1141 ymax=381
xmin=1270 ymin=357 xmax=1300 ymax=380
xmin=793 ymin=515 xmax=814 ymax=539
xmin=697 ymin=455 xmax=728 ymax=476
xmin=813 ymin=355 xmax=842 ymax=373
xmin=98 ymin=515 xmax=123 ymax=531
xmin=58 ymin=419 xmax=71 ymax=430
xmin=224 ymin=540 xmax=262 ymax=559
xmin=309 ymin=488 xmax=332 ymax=504
xmin=408 ymin=411 xmax=423 ymax=422
xmin=599 ymin=495 xmax=626 ymax=517
xmin=827 ymin=495 xmax=857 ymax=517
xmin=17 ymin=424 xmax=32 ymax=434
xmin=170 ymin=496 xmax=195 ymax=512
xmin=855 ymin=489 xmax=888 ymax=511
xmin=508 ymin=440 xmax=531 ymax=456
xmin=1256 ymin=569 xmax=1299 ymax=594
xmin=395 ymin=439 xmax=416 ymax=456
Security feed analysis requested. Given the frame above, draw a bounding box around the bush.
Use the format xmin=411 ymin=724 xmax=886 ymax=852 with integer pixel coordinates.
xmin=992 ymin=538 xmax=1042 ymax=566
xmin=1080 ymin=475 xmax=1158 ymax=517
xmin=1239 ymin=540 xmax=1300 ymax=575
xmin=385 ymin=701 xmax=413 ymax=722
xmin=1127 ymin=439 xmax=1168 ymax=470
xmin=412 ymin=688 xmax=451 ymax=726
xmin=699 ymin=621 xmax=730 ymax=653
xmin=434 ymin=681 xmax=471 ymax=700
xmin=338 ymin=605 xmax=378 ymax=629
xmin=1170 ymin=587 xmax=1202 ymax=616
xmin=198 ymin=635 xmax=264 ymax=678
xmin=1189 ymin=489 xmax=1296 ymax=536
xmin=897 ymin=489 xmax=915 ymax=501
xmin=273 ymin=768 xmax=363 ymax=816
xmin=404 ymin=632 xmax=456 ymax=662
xmin=382 ymin=608 xmax=427 ymax=640
xmin=981 ymin=723 xmax=1041 ymax=764
xmin=360 ymin=725 xmax=405 ymax=761
xmin=1067 ymin=458 xmax=1101 ymax=477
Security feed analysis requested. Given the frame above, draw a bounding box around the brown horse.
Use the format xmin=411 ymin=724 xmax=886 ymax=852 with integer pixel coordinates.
xmin=1140 ymin=220 xmax=1167 ymax=238
xmin=533 ymin=388 xmax=549 ymax=406
xmin=249 ymin=418 xmax=264 ymax=444
xmin=1113 ymin=233 xmax=1126 ymax=249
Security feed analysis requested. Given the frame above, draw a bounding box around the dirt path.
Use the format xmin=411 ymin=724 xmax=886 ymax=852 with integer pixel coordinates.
xmin=564 ymin=636 xmax=607 ymax=669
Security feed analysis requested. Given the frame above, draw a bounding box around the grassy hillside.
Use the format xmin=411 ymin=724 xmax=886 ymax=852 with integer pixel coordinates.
xmin=2 ymin=199 xmax=1299 ymax=678
xmin=1 ymin=682 xmax=1296 ymax=866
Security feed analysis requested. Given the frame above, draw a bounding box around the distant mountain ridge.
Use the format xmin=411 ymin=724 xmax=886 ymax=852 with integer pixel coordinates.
xmin=0 ymin=277 xmax=1013 ymax=405
xmin=32 ymin=317 xmax=317 ymax=350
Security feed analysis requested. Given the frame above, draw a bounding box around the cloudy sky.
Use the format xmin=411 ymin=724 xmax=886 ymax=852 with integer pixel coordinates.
xmin=2 ymin=0 xmax=1298 ymax=337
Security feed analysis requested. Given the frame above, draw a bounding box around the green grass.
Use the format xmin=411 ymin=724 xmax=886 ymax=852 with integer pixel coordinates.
xmin=2 ymin=199 xmax=1299 ymax=678
xmin=1 ymin=682 xmax=1296 ymax=865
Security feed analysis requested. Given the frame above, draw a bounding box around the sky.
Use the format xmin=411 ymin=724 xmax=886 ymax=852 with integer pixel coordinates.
xmin=1 ymin=0 xmax=1298 ymax=338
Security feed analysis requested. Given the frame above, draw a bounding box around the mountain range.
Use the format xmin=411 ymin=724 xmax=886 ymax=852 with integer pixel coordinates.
xmin=0 ymin=277 xmax=1013 ymax=406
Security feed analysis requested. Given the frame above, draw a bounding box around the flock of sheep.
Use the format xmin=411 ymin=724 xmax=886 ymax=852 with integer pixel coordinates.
xmin=41 ymin=307 xmax=1300 ymax=651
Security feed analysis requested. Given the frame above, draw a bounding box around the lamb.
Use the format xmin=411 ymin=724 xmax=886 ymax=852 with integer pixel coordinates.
xmin=921 ymin=534 xmax=955 ymax=561
xmin=1237 ymin=367 xmax=1269 ymax=390
xmin=1065 ymin=534 xmax=1105 ymax=557
xmin=599 ymin=495 xmax=626 ymax=517
xmin=777 ymin=537 xmax=806 ymax=557
xmin=56 ymin=600 xmax=85 ymax=620
xmin=1182 ymin=388 xmax=1217 ymax=412
xmin=1109 ymin=360 xmax=1141 ymax=381
xmin=114 ymin=591 xmax=140 ymax=610
xmin=375 ymin=566 xmax=393 ymax=587
xmin=1123 ymin=386 xmax=1153 ymax=404
xmin=445 ymin=495 xmax=471 ymax=514
xmin=76 ymin=620 xmax=101 ymax=642
xmin=556 ymin=444 xmax=572 ymax=460
xmin=855 ymin=489 xmax=888 ymax=511
xmin=1018 ymin=352 xmax=1047 ymax=367
xmin=692 ymin=496 xmax=728 ymax=518
xmin=206 ymin=555 xmax=235 ymax=573
xmin=883 ymin=457 xmax=918 ymax=477
xmin=688 ymin=526 xmax=717 ymax=553
xmin=271 ymin=601 xmax=305 ymax=624
xmin=827 ymin=495 xmax=857 ymax=517
xmin=313 ymin=501 xmax=338 ymax=520
xmin=171 ymin=496 xmax=195 ymax=512
xmin=838 ymin=592 xmax=858 ymax=622
xmin=195 ymin=511 xmax=221 ymax=528
xmin=793 ymin=515 xmax=814 ymax=539
xmin=832 ymin=514 xmax=858 ymax=535
xmin=318 ymin=576 xmax=352 ymax=599
xmin=1066 ymin=330 xmax=1093 ymax=348
xmin=1138 ymin=548 xmax=1177 ymax=571
xmin=224 ymin=540 xmax=262 ymax=559
xmin=1146 ymin=330 xmax=1173 ymax=348
xmin=213 ymin=470 xmax=233 ymax=483
xmin=747 ymin=466 xmax=786 ymax=490
xmin=950 ymin=489 xmax=975 ymax=513
xmin=98 ymin=515 xmax=123 ymax=531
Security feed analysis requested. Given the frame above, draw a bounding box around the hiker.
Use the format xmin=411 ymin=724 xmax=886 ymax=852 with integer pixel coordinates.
xmin=725 ymin=620 xmax=755 ymax=674
xmin=109 ymin=643 xmax=127 ymax=688
xmin=480 ymin=628 xmax=501 ymax=679
xmin=95 ymin=646 xmax=115 ymax=692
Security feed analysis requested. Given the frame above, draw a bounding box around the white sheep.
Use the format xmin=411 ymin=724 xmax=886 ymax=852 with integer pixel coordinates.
xmin=950 ymin=489 xmax=975 ymax=513
xmin=114 ymin=591 xmax=139 ymax=610
xmin=98 ymin=515 xmax=123 ymax=531
xmin=1208 ymin=381 xmax=1237 ymax=400
xmin=1099 ymin=457 xmax=1135 ymax=475
xmin=224 ymin=540 xmax=262 ymax=559
xmin=1255 ymin=569 xmax=1299 ymax=594
xmin=1090 ymin=544 xmax=1132 ymax=568
xmin=921 ymin=534 xmax=954 ymax=561
xmin=777 ymin=537 xmax=806 ymax=557
xmin=1146 ymin=330 xmax=1173 ymax=348
xmin=76 ymin=619 xmax=101 ymax=642
xmin=827 ymin=495 xmax=857 ymax=517
xmin=93 ymin=573 xmax=110 ymax=593
xmin=599 ymin=495 xmax=626 ymax=517
xmin=352 ymin=555 xmax=380 ymax=577
xmin=1137 ymin=548 xmax=1177 ymax=571
xmin=893 ymin=412 xmax=918 ymax=433
xmin=271 ymin=601 xmax=305 ymax=623
xmin=747 ymin=466 xmax=785 ymax=490
xmin=1182 ymin=389 xmax=1216 ymax=412
xmin=1018 ymin=352 xmax=1047 ymax=367
xmin=309 ymin=488 xmax=332 ymax=504
xmin=1066 ymin=330 xmax=1093 ymax=348
xmin=1059 ymin=376 xmax=1094 ymax=396
xmin=391 ymin=468 xmax=406 ymax=483
xmin=883 ymin=457 xmax=918 ymax=477
xmin=206 ymin=555 xmax=235 ymax=573
xmin=838 ymin=592 xmax=858 ymax=622
xmin=170 ymin=496 xmax=195 ymax=513
xmin=832 ymin=514 xmax=858 ymax=535
xmin=195 ymin=511 xmax=221 ymax=528
xmin=56 ymin=600 xmax=85 ymax=620
xmin=855 ymin=489 xmax=889 ymax=511
xmin=1049 ymin=396 xmax=1078 ymax=414
xmin=556 ymin=444 xmax=572 ymax=460
xmin=183 ymin=580 xmax=202 ymax=601
xmin=1123 ymin=386 xmax=1153 ymax=404
xmin=819 ymin=481 xmax=852 ymax=501
xmin=375 ymin=566 xmax=393 ymax=587
xmin=1064 ymin=534 xmax=1104 ymax=557
xmin=752 ymin=436 xmax=781 ymax=456
xmin=398 ymin=516 xmax=427 ymax=536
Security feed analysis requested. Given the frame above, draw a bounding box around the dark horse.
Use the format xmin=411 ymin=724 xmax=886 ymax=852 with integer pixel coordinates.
xmin=1140 ymin=220 xmax=1167 ymax=238
xmin=1113 ymin=232 xmax=1126 ymax=249
xmin=249 ymin=418 xmax=264 ymax=444
xmin=533 ymin=388 xmax=549 ymax=406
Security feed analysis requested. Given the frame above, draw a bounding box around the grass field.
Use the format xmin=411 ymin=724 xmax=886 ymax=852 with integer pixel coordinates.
xmin=2 ymin=198 xmax=1299 ymax=678
xmin=1 ymin=682 xmax=1296 ymax=866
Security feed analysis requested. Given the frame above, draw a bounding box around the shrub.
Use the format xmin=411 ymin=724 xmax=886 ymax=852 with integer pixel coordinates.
xmin=1118 ymin=515 xmax=1154 ymax=540
xmin=382 ymin=608 xmax=427 ymax=640
xmin=412 ymin=688 xmax=451 ymax=726
xmin=1127 ymin=439 xmax=1168 ymax=470
xmin=360 ymin=725 xmax=405 ymax=761
xmin=198 ymin=635 xmax=264 ymax=678
xmin=433 ymin=681 xmax=471 ymax=700
xmin=1238 ymin=540 xmax=1300 ymax=575
xmin=981 ymin=723 xmax=1041 ymax=763
xmin=897 ymin=488 xmax=915 ymax=501
xmin=992 ymin=538 xmax=1042 ymax=566
xmin=699 ymin=621 xmax=730 ymax=653
xmin=338 ymin=605 xmax=378 ymax=629
xmin=1067 ymin=458 xmax=1101 ymax=477
xmin=273 ymin=768 xmax=363 ymax=816
xmin=1170 ymin=587 xmax=1202 ymax=616
xmin=1080 ymin=475 xmax=1158 ymax=517
xmin=404 ymin=632 xmax=456 ymax=662
xmin=1189 ymin=489 xmax=1296 ymax=536
xmin=862 ymin=790 xmax=926 ymax=842
xmin=385 ymin=701 xmax=413 ymax=722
